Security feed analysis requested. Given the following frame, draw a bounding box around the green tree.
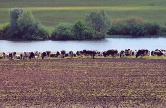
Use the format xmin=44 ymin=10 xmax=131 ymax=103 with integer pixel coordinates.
xmin=86 ymin=10 xmax=111 ymax=38
xmin=7 ymin=8 xmax=48 ymax=40
xmin=0 ymin=23 xmax=9 ymax=39
xmin=17 ymin=10 xmax=48 ymax=40
xmin=51 ymin=22 xmax=74 ymax=40
xmin=7 ymin=8 xmax=23 ymax=38
xmin=73 ymin=20 xmax=87 ymax=40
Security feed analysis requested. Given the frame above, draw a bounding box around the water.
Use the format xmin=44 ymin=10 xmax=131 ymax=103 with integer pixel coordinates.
xmin=0 ymin=38 xmax=166 ymax=52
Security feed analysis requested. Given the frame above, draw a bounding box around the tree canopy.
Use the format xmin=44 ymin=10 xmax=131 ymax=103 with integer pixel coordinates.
xmin=6 ymin=8 xmax=48 ymax=40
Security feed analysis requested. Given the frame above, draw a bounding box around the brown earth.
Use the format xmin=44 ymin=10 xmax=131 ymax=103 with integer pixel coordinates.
xmin=0 ymin=58 xmax=165 ymax=108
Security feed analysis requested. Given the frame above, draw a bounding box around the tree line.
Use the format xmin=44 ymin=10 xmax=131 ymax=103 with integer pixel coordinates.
xmin=0 ymin=8 xmax=166 ymax=40
xmin=0 ymin=8 xmax=110 ymax=40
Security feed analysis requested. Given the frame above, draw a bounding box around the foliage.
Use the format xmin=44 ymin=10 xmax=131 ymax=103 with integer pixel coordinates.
xmin=7 ymin=8 xmax=23 ymax=38
xmin=17 ymin=10 xmax=48 ymax=40
xmin=108 ymin=17 xmax=161 ymax=37
xmin=86 ymin=10 xmax=111 ymax=39
xmin=51 ymin=20 xmax=101 ymax=40
xmin=0 ymin=23 xmax=9 ymax=39
xmin=7 ymin=8 xmax=49 ymax=40
xmin=51 ymin=22 xmax=74 ymax=40
xmin=73 ymin=20 xmax=99 ymax=40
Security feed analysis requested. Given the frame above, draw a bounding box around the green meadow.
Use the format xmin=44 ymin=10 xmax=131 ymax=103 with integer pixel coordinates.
xmin=0 ymin=0 xmax=166 ymax=27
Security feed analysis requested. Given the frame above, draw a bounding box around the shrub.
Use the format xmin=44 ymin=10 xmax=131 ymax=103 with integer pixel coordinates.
xmin=86 ymin=10 xmax=111 ymax=39
xmin=0 ymin=23 xmax=9 ymax=39
xmin=108 ymin=17 xmax=161 ymax=37
xmin=7 ymin=8 xmax=49 ymax=40
xmin=51 ymin=22 xmax=74 ymax=40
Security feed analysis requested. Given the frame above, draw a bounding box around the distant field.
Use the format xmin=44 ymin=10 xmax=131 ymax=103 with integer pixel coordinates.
xmin=0 ymin=58 xmax=165 ymax=107
xmin=0 ymin=0 xmax=166 ymax=27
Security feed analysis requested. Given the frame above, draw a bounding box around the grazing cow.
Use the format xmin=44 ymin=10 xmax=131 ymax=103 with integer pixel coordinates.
xmin=82 ymin=50 xmax=96 ymax=59
xmin=132 ymin=50 xmax=137 ymax=56
xmin=34 ymin=51 xmax=40 ymax=59
xmin=21 ymin=52 xmax=30 ymax=59
xmin=103 ymin=49 xmax=118 ymax=57
xmin=69 ymin=51 xmax=74 ymax=58
xmin=29 ymin=52 xmax=35 ymax=59
xmin=50 ymin=51 xmax=60 ymax=57
xmin=12 ymin=52 xmax=16 ymax=59
xmin=8 ymin=53 xmax=13 ymax=60
xmin=120 ymin=50 xmax=125 ymax=58
xmin=151 ymin=49 xmax=166 ymax=56
xmin=2 ymin=52 xmax=9 ymax=59
xmin=61 ymin=50 xmax=66 ymax=58
xmin=41 ymin=52 xmax=47 ymax=59
xmin=125 ymin=49 xmax=132 ymax=56
xmin=136 ymin=49 xmax=150 ymax=58
xmin=76 ymin=51 xmax=83 ymax=56
xmin=41 ymin=51 xmax=51 ymax=59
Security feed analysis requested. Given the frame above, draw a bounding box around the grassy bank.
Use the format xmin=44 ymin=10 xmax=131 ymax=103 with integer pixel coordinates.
xmin=0 ymin=0 xmax=166 ymax=27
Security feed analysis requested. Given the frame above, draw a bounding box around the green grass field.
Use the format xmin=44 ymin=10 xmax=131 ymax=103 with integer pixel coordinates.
xmin=0 ymin=0 xmax=166 ymax=27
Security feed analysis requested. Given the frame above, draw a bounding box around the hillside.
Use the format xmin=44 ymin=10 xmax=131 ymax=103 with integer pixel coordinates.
xmin=0 ymin=0 xmax=166 ymax=26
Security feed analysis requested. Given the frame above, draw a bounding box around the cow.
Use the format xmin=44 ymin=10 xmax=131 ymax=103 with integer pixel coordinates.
xmin=29 ymin=52 xmax=35 ymax=59
xmin=41 ymin=51 xmax=51 ymax=59
xmin=120 ymin=50 xmax=125 ymax=58
xmin=151 ymin=49 xmax=166 ymax=56
xmin=50 ymin=51 xmax=60 ymax=57
xmin=2 ymin=52 xmax=9 ymax=59
xmin=21 ymin=52 xmax=30 ymax=59
xmin=34 ymin=51 xmax=40 ymax=59
xmin=76 ymin=51 xmax=83 ymax=57
xmin=136 ymin=49 xmax=150 ymax=58
xmin=41 ymin=52 xmax=47 ymax=59
xmin=69 ymin=51 xmax=74 ymax=58
xmin=61 ymin=50 xmax=66 ymax=58
xmin=125 ymin=49 xmax=132 ymax=56
xmin=103 ymin=49 xmax=118 ymax=57
xmin=8 ymin=53 xmax=13 ymax=60
xmin=82 ymin=50 xmax=96 ymax=59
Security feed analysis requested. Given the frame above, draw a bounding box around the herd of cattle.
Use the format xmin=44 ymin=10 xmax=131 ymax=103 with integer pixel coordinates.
xmin=0 ymin=49 xmax=166 ymax=60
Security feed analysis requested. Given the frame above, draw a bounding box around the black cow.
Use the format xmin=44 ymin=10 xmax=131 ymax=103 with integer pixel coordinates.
xmin=29 ymin=52 xmax=35 ymax=59
xmin=41 ymin=52 xmax=47 ymax=59
xmin=76 ymin=51 xmax=83 ymax=56
xmin=61 ymin=50 xmax=66 ymax=58
xmin=50 ymin=51 xmax=60 ymax=58
xmin=82 ymin=50 xmax=96 ymax=59
xmin=8 ymin=53 xmax=13 ymax=60
xmin=120 ymin=50 xmax=125 ymax=58
xmin=103 ymin=49 xmax=118 ymax=57
xmin=136 ymin=49 xmax=150 ymax=58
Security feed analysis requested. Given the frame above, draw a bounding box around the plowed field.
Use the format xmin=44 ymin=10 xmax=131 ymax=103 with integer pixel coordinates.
xmin=0 ymin=58 xmax=166 ymax=108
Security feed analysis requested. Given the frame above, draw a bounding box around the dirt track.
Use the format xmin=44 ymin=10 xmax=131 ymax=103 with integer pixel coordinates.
xmin=0 ymin=58 xmax=166 ymax=108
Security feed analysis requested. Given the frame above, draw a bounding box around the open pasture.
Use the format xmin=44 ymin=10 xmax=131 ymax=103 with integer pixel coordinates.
xmin=0 ymin=58 xmax=165 ymax=107
xmin=0 ymin=0 xmax=166 ymax=26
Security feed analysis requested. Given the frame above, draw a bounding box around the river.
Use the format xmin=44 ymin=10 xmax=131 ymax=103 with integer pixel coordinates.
xmin=0 ymin=38 xmax=166 ymax=52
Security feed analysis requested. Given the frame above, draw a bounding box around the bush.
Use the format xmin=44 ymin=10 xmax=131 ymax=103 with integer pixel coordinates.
xmin=108 ymin=17 xmax=161 ymax=37
xmin=73 ymin=20 xmax=98 ymax=40
xmin=0 ymin=23 xmax=9 ymax=39
xmin=7 ymin=8 xmax=49 ymax=40
xmin=86 ymin=10 xmax=111 ymax=39
xmin=51 ymin=22 xmax=74 ymax=40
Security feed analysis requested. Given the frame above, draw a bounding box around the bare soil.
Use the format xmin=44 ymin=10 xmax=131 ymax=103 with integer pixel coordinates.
xmin=0 ymin=58 xmax=165 ymax=108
